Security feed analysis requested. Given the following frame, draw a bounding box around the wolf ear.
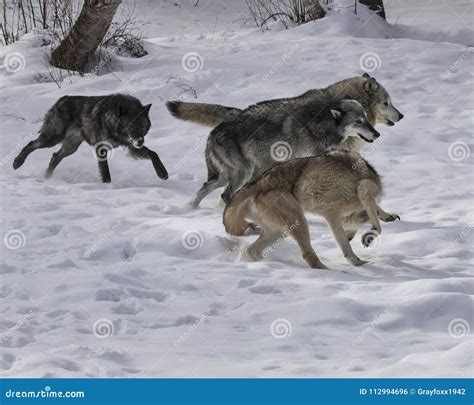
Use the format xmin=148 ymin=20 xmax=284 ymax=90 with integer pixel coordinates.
xmin=144 ymin=104 xmax=152 ymax=114
xmin=330 ymin=109 xmax=342 ymax=121
xmin=363 ymin=77 xmax=379 ymax=93
xmin=362 ymin=73 xmax=371 ymax=79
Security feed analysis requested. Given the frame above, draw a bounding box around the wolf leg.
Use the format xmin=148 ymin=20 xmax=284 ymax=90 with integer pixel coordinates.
xmin=291 ymin=217 xmax=327 ymax=269
xmin=192 ymin=176 xmax=227 ymax=208
xmin=221 ymin=168 xmax=251 ymax=205
xmin=13 ymin=133 xmax=62 ymax=170
xmin=246 ymin=229 xmax=281 ymax=261
xmin=325 ymin=214 xmax=368 ymax=266
xmin=260 ymin=191 xmax=327 ymax=269
xmin=45 ymin=131 xmax=83 ymax=178
xmin=341 ymin=211 xmax=369 ymax=241
xmin=94 ymin=149 xmax=112 ymax=183
xmin=128 ymin=146 xmax=168 ymax=180
xmin=358 ymin=180 xmax=383 ymax=248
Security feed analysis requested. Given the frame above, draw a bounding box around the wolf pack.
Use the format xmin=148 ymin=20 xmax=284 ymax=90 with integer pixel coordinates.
xmin=13 ymin=73 xmax=404 ymax=269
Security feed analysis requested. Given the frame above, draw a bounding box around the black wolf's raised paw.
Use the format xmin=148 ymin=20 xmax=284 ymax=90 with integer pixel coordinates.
xmin=12 ymin=156 xmax=24 ymax=170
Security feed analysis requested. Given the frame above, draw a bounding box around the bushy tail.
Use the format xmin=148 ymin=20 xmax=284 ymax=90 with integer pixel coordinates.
xmin=166 ymin=101 xmax=242 ymax=127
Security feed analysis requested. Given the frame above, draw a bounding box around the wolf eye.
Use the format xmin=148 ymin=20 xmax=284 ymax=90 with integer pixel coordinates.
xmin=383 ymin=101 xmax=389 ymax=106
xmin=356 ymin=119 xmax=363 ymax=124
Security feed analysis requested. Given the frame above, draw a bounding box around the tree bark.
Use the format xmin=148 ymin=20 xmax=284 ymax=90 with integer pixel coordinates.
xmin=51 ymin=0 xmax=122 ymax=71
xmin=303 ymin=0 xmax=325 ymax=21
xmin=359 ymin=0 xmax=386 ymax=20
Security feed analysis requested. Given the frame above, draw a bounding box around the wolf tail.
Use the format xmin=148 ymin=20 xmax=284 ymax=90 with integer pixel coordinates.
xmin=166 ymin=101 xmax=242 ymax=127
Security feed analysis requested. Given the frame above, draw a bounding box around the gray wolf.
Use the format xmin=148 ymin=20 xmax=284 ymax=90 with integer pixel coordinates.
xmin=166 ymin=73 xmax=404 ymax=129
xmin=13 ymin=94 xmax=168 ymax=183
xmin=223 ymin=150 xmax=400 ymax=269
xmin=192 ymin=99 xmax=380 ymax=207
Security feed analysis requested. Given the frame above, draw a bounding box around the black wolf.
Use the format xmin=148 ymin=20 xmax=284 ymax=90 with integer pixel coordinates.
xmin=13 ymin=94 xmax=168 ymax=183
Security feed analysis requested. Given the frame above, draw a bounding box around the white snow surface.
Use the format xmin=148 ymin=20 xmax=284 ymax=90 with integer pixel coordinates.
xmin=0 ymin=0 xmax=473 ymax=378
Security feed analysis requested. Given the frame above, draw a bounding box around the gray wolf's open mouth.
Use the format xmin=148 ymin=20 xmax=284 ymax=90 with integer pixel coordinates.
xmin=358 ymin=133 xmax=373 ymax=143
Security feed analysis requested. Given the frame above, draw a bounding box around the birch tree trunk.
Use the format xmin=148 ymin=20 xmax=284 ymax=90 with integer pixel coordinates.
xmin=50 ymin=0 xmax=121 ymax=71
xmin=359 ymin=0 xmax=386 ymax=20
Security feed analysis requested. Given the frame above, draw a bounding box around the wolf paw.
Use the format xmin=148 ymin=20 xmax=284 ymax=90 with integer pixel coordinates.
xmin=245 ymin=248 xmax=262 ymax=262
xmin=381 ymin=213 xmax=400 ymax=222
xmin=349 ymin=257 xmax=369 ymax=266
xmin=361 ymin=230 xmax=380 ymax=248
xmin=244 ymin=223 xmax=261 ymax=236
xmin=12 ymin=156 xmax=24 ymax=170
xmin=345 ymin=230 xmax=357 ymax=241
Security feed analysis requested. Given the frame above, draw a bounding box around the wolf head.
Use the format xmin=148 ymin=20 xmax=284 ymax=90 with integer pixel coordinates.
xmin=330 ymin=99 xmax=380 ymax=143
xmin=361 ymin=73 xmax=403 ymax=126
xmin=109 ymin=95 xmax=152 ymax=148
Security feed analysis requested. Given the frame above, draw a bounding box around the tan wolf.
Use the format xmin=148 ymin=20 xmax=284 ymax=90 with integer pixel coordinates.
xmin=223 ymin=151 xmax=400 ymax=269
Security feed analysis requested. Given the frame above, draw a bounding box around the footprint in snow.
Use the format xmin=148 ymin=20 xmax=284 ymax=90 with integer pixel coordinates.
xmin=0 ymin=335 xmax=35 ymax=348
xmin=232 ymin=325 xmax=249 ymax=332
xmin=0 ymin=353 xmax=16 ymax=370
xmin=238 ymin=279 xmax=258 ymax=288
xmin=111 ymin=303 xmax=144 ymax=315
xmin=51 ymin=358 xmax=81 ymax=372
xmin=176 ymin=172 xmax=195 ymax=181
xmin=262 ymin=365 xmax=280 ymax=371
xmin=121 ymin=240 xmax=137 ymax=261
xmin=104 ymin=273 xmax=149 ymax=290
xmin=98 ymin=349 xmax=133 ymax=365
xmin=249 ymin=285 xmax=282 ymax=295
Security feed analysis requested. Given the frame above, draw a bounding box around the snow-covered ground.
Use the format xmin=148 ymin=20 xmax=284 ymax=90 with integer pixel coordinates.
xmin=0 ymin=0 xmax=473 ymax=377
